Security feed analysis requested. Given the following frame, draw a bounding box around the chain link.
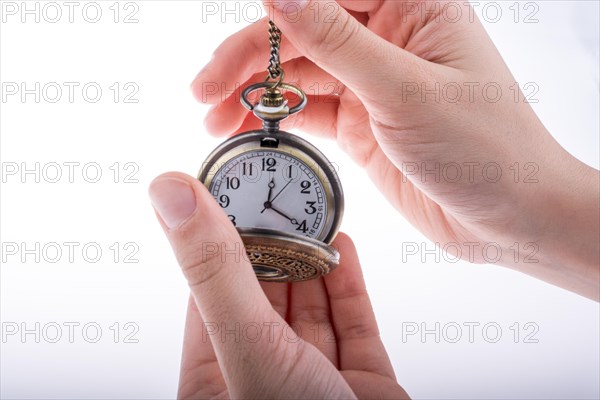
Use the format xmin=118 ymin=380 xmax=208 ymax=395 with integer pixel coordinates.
xmin=267 ymin=20 xmax=283 ymax=82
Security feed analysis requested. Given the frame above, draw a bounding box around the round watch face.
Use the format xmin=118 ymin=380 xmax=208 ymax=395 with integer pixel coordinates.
xmin=199 ymin=131 xmax=343 ymax=244
xmin=211 ymin=150 xmax=327 ymax=240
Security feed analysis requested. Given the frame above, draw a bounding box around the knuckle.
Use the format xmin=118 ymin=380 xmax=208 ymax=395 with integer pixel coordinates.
xmin=179 ymin=247 xmax=227 ymax=289
xmin=292 ymin=305 xmax=330 ymax=324
xmin=176 ymin=238 xmax=245 ymax=288
xmin=329 ymin=291 xmax=381 ymax=339
xmin=311 ymin=12 xmax=360 ymax=60
xmin=341 ymin=319 xmax=380 ymax=340
xmin=369 ymin=115 xmax=424 ymax=150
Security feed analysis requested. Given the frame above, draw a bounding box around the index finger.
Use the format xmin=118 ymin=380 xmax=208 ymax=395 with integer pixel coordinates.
xmin=178 ymin=294 xmax=226 ymax=399
xmin=324 ymin=232 xmax=397 ymax=379
xmin=191 ymin=17 xmax=302 ymax=104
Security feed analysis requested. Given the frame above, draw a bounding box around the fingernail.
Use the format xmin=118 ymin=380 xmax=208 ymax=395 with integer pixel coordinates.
xmin=268 ymin=0 xmax=309 ymax=12
xmin=149 ymin=177 xmax=197 ymax=229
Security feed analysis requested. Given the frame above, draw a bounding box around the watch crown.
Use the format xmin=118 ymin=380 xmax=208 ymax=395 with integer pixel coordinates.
xmin=261 ymin=89 xmax=285 ymax=108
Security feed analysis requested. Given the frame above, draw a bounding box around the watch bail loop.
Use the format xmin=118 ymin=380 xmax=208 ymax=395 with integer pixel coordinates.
xmin=240 ymin=82 xmax=308 ymax=134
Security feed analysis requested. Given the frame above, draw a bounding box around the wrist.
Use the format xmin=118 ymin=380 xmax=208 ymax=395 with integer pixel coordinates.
xmin=500 ymin=149 xmax=599 ymax=300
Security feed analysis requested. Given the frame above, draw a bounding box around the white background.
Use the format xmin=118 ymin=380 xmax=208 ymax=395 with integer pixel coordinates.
xmin=1 ymin=1 xmax=599 ymax=399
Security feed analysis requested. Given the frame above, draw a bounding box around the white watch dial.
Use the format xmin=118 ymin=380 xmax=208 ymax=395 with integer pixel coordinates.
xmin=209 ymin=150 xmax=328 ymax=240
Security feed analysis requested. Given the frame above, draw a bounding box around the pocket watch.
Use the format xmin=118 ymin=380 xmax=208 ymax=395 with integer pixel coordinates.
xmin=198 ymin=21 xmax=344 ymax=282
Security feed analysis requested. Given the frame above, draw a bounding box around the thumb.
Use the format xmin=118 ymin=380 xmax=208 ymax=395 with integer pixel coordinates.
xmin=148 ymin=172 xmax=354 ymax=398
xmin=264 ymin=0 xmax=426 ymax=104
xmin=148 ymin=171 xmax=273 ymax=326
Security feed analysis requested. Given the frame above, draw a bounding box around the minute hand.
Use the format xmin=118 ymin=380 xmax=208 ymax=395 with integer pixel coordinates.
xmin=269 ymin=179 xmax=293 ymax=203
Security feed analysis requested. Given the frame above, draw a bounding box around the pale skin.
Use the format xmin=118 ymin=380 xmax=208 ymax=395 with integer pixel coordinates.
xmin=149 ymin=0 xmax=600 ymax=398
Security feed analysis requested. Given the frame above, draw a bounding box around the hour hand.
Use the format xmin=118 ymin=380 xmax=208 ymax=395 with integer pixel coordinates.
xmin=266 ymin=179 xmax=275 ymax=201
xmin=272 ymin=207 xmax=298 ymax=225
xmin=262 ymin=203 xmax=299 ymax=226
xmin=260 ymin=179 xmax=276 ymax=214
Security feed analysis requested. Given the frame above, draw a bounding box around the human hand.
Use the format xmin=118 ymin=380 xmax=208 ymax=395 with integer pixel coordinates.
xmin=149 ymin=172 xmax=410 ymax=399
xmin=192 ymin=0 xmax=599 ymax=300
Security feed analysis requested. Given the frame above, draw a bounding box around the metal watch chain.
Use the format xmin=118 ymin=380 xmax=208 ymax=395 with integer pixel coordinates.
xmin=267 ymin=21 xmax=283 ymax=82
xmin=239 ymin=21 xmax=307 ymax=134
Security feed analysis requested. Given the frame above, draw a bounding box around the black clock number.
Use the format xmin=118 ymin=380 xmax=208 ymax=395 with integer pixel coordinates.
xmin=228 ymin=215 xmax=237 ymax=226
xmin=219 ymin=195 xmax=230 ymax=208
xmin=262 ymin=157 xmax=276 ymax=172
xmin=296 ymin=219 xmax=308 ymax=233
xmin=300 ymin=180 xmax=311 ymax=194
xmin=305 ymin=201 xmax=317 ymax=215
xmin=288 ymin=164 xmax=300 ymax=180
xmin=226 ymin=177 xmax=240 ymax=190
xmin=242 ymin=162 xmax=255 ymax=176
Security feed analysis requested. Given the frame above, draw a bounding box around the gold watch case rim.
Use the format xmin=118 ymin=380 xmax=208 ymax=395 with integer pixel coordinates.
xmin=238 ymin=227 xmax=340 ymax=282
